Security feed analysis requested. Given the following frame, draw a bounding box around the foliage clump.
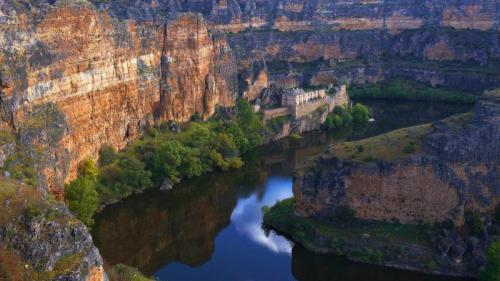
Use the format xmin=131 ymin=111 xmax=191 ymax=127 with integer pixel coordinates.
xmin=65 ymin=162 xmax=98 ymax=227
xmin=349 ymin=79 xmax=478 ymax=104
xmin=322 ymin=103 xmax=369 ymax=131
xmin=479 ymin=242 xmax=500 ymax=281
xmin=67 ymin=99 xmax=265 ymax=218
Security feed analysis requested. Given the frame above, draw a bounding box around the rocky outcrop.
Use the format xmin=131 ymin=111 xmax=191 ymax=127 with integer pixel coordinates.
xmin=0 ymin=180 xmax=106 ymax=281
xmin=293 ymin=90 xmax=500 ymax=226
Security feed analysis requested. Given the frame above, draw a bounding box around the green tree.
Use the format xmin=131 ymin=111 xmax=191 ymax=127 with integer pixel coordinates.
xmin=480 ymin=242 xmax=500 ymax=281
xmin=236 ymin=99 xmax=263 ymax=150
xmin=99 ymin=156 xmax=152 ymax=201
xmin=65 ymin=177 xmax=98 ymax=227
xmin=351 ymin=103 xmax=370 ymax=124
xmin=99 ymin=145 xmax=117 ymax=166
xmin=78 ymin=159 xmax=99 ymax=179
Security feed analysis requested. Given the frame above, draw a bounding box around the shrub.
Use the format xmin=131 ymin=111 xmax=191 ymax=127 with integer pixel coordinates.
xmin=78 ymin=159 xmax=99 ymax=179
xmin=0 ymin=247 xmax=29 ymax=281
xmin=349 ymin=79 xmax=478 ymax=104
xmin=403 ymin=142 xmax=417 ymax=154
xmin=98 ymin=156 xmax=152 ymax=203
xmin=466 ymin=211 xmax=484 ymax=236
xmin=65 ymin=177 xmax=98 ymax=227
xmin=99 ymin=145 xmax=117 ymax=166
xmin=351 ymin=103 xmax=370 ymax=124
xmin=322 ymin=105 xmax=367 ymax=131
xmin=479 ymin=242 xmax=500 ymax=281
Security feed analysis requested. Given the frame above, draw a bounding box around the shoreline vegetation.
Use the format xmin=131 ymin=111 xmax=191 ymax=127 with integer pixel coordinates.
xmin=349 ymin=79 xmax=478 ymax=104
xmin=65 ymin=99 xmax=263 ymax=227
xmin=263 ymin=199 xmax=500 ymax=279
xmin=65 ymin=98 xmax=371 ymax=228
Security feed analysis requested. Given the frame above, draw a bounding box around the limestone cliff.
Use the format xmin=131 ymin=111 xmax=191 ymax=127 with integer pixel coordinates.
xmin=88 ymin=0 xmax=500 ymax=92
xmin=158 ymin=13 xmax=237 ymax=121
xmin=0 ymin=4 xmax=237 ymax=192
xmin=293 ymin=90 xmax=500 ymax=226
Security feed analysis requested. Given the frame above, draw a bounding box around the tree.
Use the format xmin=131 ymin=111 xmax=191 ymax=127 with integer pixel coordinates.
xmin=236 ymin=99 xmax=263 ymax=150
xmin=65 ymin=177 xmax=98 ymax=227
xmin=99 ymin=156 xmax=152 ymax=201
xmin=351 ymin=103 xmax=370 ymax=124
xmin=78 ymin=159 xmax=99 ymax=179
xmin=99 ymin=145 xmax=117 ymax=166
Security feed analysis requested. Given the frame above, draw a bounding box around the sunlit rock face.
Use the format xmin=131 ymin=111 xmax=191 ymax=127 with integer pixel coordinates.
xmin=0 ymin=4 xmax=237 ymax=190
xmin=158 ymin=13 xmax=237 ymax=121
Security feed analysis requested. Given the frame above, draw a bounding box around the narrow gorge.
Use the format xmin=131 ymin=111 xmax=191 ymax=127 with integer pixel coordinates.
xmin=0 ymin=1 xmax=498 ymax=281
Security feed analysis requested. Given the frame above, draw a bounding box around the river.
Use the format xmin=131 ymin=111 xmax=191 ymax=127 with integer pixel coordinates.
xmin=93 ymin=100 xmax=473 ymax=281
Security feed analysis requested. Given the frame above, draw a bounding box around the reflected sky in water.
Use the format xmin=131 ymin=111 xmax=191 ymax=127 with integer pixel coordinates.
xmin=155 ymin=176 xmax=296 ymax=281
xmin=231 ymin=177 xmax=294 ymax=255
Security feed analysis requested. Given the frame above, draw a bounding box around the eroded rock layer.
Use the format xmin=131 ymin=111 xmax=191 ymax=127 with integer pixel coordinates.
xmin=0 ymin=4 xmax=237 ymax=188
xmin=293 ymin=91 xmax=500 ymax=226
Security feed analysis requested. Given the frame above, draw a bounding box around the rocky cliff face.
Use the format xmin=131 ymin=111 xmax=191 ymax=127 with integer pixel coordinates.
xmin=1 ymin=0 xmax=498 ymax=191
xmin=293 ymin=90 xmax=500 ymax=226
xmin=158 ymin=13 xmax=237 ymax=121
xmin=87 ymin=0 xmax=500 ymax=92
xmin=0 ymin=178 xmax=106 ymax=281
xmin=0 ymin=3 xmax=237 ymax=191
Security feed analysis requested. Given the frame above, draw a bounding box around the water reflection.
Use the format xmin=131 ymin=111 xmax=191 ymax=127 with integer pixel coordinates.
xmin=93 ymin=100 xmax=473 ymax=281
xmin=231 ymin=177 xmax=293 ymax=255
xmin=292 ymin=245 xmax=471 ymax=281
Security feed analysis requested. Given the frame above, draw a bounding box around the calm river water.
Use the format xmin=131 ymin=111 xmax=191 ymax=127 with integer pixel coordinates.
xmin=93 ymin=100 xmax=473 ymax=281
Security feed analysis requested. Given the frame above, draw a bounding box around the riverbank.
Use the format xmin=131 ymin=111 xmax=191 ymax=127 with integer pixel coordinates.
xmin=93 ymin=99 xmax=477 ymax=281
xmin=263 ymin=199 xmax=475 ymax=277
xmin=265 ymin=90 xmax=500 ymax=278
xmin=349 ymin=79 xmax=478 ymax=104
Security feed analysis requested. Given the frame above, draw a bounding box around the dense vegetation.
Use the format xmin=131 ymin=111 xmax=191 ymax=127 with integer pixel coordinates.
xmin=65 ymin=100 xmax=264 ymax=226
xmin=107 ymin=264 xmax=154 ymax=281
xmin=263 ymin=198 xmax=438 ymax=263
xmin=480 ymin=242 xmax=500 ymax=281
xmin=349 ymin=79 xmax=478 ymax=104
xmin=322 ymin=103 xmax=370 ymax=131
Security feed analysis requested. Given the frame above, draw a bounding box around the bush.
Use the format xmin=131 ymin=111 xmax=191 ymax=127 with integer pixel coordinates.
xmin=99 ymin=145 xmax=117 ymax=166
xmin=79 ymin=159 xmax=99 ymax=179
xmin=466 ymin=211 xmax=484 ymax=236
xmin=349 ymin=79 xmax=478 ymax=104
xmin=65 ymin=177 xmax=98 ymax=227
xmin=98 ymin=156 xmax=152 ymax=203
xmin=479 ymin=242 xmax=500 ymax=281
xmin=403 ymin=142 xmax=417 ymax=154
xmin=71 ymin=99 xmax=265 ymax=206
xmin=322 ymin=106 xmax=353 ymax=130
xmin=351 ymin=103 xmax=370 ymax=124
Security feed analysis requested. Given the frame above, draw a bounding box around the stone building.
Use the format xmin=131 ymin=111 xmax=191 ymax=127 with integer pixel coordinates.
xmin=282 ymin=88 xmax=326 ymax=107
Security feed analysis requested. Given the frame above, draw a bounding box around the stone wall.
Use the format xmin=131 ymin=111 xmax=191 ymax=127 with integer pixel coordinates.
xmin=263 ymin=107 xmax=290 ymax=120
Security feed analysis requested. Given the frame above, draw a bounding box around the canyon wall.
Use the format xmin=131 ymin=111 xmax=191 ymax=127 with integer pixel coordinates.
xmin=293 ymin=90 xmax=500 ymax=225
xmin=0 ymin=3 xmax=237 ymax=191
xmin=1 ymin=0 xmax=499 ymax=191
xmin=89 ymin=0 xmax=500 ymax=93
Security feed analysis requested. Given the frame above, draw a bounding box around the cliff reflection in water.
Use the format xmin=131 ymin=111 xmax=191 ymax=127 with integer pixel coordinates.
xmin=93 ymin=100 xmax=473 ymax=280
xmin=93 ymin=162 xmax=269 ymax=275
xmin=291 ymin=245 xmax=469 ymax=281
